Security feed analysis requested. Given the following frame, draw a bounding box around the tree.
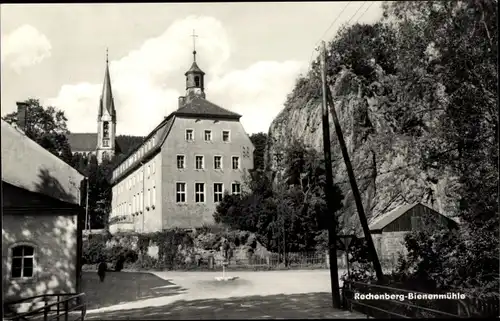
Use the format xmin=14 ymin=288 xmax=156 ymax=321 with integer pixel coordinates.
xmin=213 ymin=141 xmax=344 ymax=253
xmin=2 ymin=99 xmax=73 ymax=164
xmin=249 ymin=132 xmax=268 ymax=171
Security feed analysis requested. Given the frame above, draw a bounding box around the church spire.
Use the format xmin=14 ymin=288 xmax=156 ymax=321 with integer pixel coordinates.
xmin=98 ymin=48 xmax=116 ymax=121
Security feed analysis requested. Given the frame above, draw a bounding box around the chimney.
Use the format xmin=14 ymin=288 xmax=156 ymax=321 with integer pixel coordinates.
xmin=16 ymin=102 xmax=29 ymax=131
xmin=178 ymin=96 xmax=186 ymax=109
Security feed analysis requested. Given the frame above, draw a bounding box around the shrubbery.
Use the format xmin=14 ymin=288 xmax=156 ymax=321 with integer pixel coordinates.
xmin=81 ymin=226 xmax=265 ymax=271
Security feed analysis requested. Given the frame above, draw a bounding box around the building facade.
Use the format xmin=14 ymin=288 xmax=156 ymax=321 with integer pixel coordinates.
xmin=66 ymin=53 xmax=120 ymax=163
xmin=109 ymin=50 xmax=254 ymax=234
xmin=1 ymin=117 xmax=85 ymax=307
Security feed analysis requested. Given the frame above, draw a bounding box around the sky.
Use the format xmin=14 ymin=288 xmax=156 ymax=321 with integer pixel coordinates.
xmin=1 ymin=2 xmax=383 ymax=136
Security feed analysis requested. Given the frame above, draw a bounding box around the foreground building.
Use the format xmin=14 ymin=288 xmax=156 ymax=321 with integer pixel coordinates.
xmin=2 ymin=114 xmax=85 ymax=304
xmin=108 ymin=50 xmax=254 ymax=233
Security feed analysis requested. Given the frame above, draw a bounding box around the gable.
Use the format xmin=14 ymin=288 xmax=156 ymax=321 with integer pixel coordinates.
xmin=369 ymin=203 xmax=458 ymax=232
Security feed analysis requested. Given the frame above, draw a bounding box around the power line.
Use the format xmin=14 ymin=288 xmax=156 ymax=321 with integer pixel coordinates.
xmin=307 ymin=1 xmax=352 ymax=74
xmin=345 ymin=1 xmax=367 ymax=26
xmin=354 ymin=2 xmax=375 ymax=25
xmin=318 ymin=2 xmax=352 ymax=44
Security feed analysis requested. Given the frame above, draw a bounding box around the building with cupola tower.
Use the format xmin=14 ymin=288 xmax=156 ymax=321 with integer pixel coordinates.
xmin=108 ymin=41 xmax=255 ymax=234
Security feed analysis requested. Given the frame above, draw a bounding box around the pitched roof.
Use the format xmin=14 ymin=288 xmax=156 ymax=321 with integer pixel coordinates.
xmin=175 ymin=97 xmax=241 ymax=119
xmin=1 ymin=120 xmax=84 ymax=206
xmin=67 ymin=133 xmax=121 ymax=153
xmin=368 ymin=203 xmax=420 ymax=231
xmin=110 ymin=97 xmax=241 ymax=184
xmin=110 ymin=116 xmax=175 ymax=184
xmin=67 ymin=133 xmax=97 ymax=152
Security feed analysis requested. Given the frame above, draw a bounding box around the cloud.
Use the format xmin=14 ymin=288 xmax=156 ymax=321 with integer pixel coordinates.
xmin=47 ymin=15 xmax=305 ymax=136
xmin=1 ymin=25 xmax=52 ymax=73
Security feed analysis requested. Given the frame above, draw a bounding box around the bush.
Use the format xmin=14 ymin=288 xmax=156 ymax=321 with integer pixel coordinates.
xmin=82 ymin=237 xmax=107 ymax=264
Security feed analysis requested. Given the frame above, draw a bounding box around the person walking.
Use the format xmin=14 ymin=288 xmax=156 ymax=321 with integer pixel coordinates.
xmin=97 ymin=261 xmax=107 ymax=282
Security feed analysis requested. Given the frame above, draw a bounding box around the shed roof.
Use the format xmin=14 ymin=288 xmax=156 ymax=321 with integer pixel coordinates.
xmin=1 ymin=120 xmax=85 ymax=206
xmin=368 ymin=203 xmax=420 ymax=231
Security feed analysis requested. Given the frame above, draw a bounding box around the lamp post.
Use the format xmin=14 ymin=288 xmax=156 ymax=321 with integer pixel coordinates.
xmin=337 ymin=233 xmax=356 ymax=280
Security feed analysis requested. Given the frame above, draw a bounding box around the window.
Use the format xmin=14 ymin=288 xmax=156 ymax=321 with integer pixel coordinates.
xmin=214 ymin=183 xmax=223 ymax=203
xmin=103 ymin=139 xmax=110 ymax=147
xmin=133 ymin=195 xmax=136 ymax=213
xmin=11 ymin=245 xmax=34 ymax=278
xmin=147 ymin=165 xmax=151 ymax=178
xmin=204 ymin=130 xmax=212 ymax=141
xmin=140 ymin=191 xmax=144 ymax=210
xmin=185 ymin=129 xmax=194 ymax=141
xmin=232 ymin=156 xmax=240 ymax=170
xmin=232 ymin=183 xmax=241 ymax=195
xmin=152 ymin=186 xmax=156 ymax=206
xmin=195 ymin=155 xmax=204 ymax=170
xmin=152 ymin=161 xmax=156 ymax=174
xmin=132 ymin=176 xmax=136 ymax=186
xmin=176 ymin=183 xmax=186 ymax=203
xmin=195 ymin=183 xmax=205 ymax=203
xmin=128 ymin=203 xmax=131 ymax=215
xmin=147 ymin=189 xmax=151 ymax=207
xmin=103 ymin=122 xmax=109 ymax=138
xmin=214 ymin=156 xmax=222 ymax=170
xmin=177 ymin=155 xmax=185 ymax=169
xmin=194 ymin=76 xmax=200 ymax=87
xmin=222 ymin=130 xmax=230 ymax=142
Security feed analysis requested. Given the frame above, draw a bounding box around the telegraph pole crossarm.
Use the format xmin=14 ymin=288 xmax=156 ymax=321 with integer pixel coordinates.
xmin=319 ymin=41 xmax=342 ymax=309
xmin=322 ymin=42 xmax=384 ymax=282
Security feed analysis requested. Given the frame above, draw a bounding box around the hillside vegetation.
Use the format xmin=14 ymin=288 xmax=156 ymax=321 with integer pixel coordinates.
xmin=265 ymin=1 xmax=497 ymax=296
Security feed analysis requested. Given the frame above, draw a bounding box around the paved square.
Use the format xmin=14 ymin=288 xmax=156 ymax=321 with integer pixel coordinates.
xmin=84 ymin=269 xmax=365 ymax=319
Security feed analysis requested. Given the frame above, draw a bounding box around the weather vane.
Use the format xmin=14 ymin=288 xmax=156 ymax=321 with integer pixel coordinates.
xmin=191 ymin=29 xmax=198 ymax=61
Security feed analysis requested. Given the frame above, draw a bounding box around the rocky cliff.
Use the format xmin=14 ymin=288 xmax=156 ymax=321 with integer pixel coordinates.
xmin=266 ymin=65 xmax=460 ymax=233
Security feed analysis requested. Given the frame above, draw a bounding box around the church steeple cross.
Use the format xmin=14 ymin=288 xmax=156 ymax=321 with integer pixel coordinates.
xmin=191 ymin=29 xmax=198 ymax=62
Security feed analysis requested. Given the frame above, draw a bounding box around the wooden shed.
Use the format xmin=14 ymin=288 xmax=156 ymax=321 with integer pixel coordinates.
xmin=367 ymin=203 xmax=458 ymax=262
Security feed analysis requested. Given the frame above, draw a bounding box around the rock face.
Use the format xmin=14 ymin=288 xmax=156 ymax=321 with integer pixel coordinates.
xmin=266 ymin=66 xmax=459 ymax=233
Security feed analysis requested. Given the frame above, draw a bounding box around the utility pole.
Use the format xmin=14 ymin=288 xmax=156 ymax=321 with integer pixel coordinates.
xmin=319 ymin=40 xmax=342 ymax=309
xmin=274 ymin=151 xmax=287 ymax=267
xmin=85 ymin=178 xmax=90 ymax=232
xmin=321 ymin=42 xmax=384 ymax=282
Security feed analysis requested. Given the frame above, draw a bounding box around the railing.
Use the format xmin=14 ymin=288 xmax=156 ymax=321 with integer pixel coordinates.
xmin=3 ymin=293 xmax=86 ymax=321
xmin=342 ymin=280 xmax=476 ymax=318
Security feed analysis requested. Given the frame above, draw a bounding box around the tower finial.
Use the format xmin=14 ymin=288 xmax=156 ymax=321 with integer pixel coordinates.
xmin=106 ymin=47 xmax=109 ymax=64
xmin=191 ymin=29 xmax=198 ymax=62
